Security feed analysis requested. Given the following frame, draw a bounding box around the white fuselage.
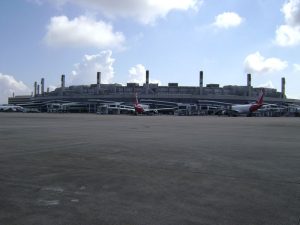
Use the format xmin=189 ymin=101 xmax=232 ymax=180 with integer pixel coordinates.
xmin=231 ymin=104 xmax=252 ymax=114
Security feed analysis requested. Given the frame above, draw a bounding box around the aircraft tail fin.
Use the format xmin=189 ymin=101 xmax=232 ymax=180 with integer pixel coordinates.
xmin=256 ymin=89 xmax=264 ymax=105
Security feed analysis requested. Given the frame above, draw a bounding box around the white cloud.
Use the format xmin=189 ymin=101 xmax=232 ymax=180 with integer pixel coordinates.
xmin=275 ymin=24 xmax=300 ymax=46
xmin=44 ymin=16 xmax=125 ymax=49
xmin=128 ymin=64 xmax=161 ymax=85
xmin=282 ymin=0 xmax=300 ymax=26
xmin=275 ymin=0 xmax=300 ymax=46
xmin=41 ymin=0 xmax=202 ymax=24
xmin=0 ymin=73 xmax=31 ymax=104
xmin=70 ymin=50 xmax=115 ymax=85
xmin=213 ymin=12 xmax=243 ymax=29
xmin=293 ymin=63 xmax=300 ymax=71
xmin=244 ymin=52 xmax=288 ymax=74
xmin=258 ymin=81 xmax=275 ymax=89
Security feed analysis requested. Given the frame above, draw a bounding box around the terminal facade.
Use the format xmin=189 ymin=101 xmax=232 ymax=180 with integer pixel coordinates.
xmin=8 ymin=70 xmax=300 ymax=115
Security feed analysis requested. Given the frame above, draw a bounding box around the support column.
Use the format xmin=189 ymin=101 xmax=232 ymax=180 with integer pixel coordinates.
xmin=61 ymin=74 xmax=65 ymax=88
xmin=247 ymin=73 xmax=252 ymax=97
xmin=61 ymin=74 xmax=65 ymax=96
xmin=281 ymin=77 xmax=286 ymax=98
xmin=41 ymin=78 xmax=45 ymax=96
xmin=146 ymin=70 xmax=149 ymax=85
xmin=97 ymin=72 xmax=101 ymax=94
xmin=34 ymin=81 xmax=37 ymax=97
xmin=146 ymin=70 xmax=149 ymax=95
xmin=199 ymin=71 xmax=203 ymax=95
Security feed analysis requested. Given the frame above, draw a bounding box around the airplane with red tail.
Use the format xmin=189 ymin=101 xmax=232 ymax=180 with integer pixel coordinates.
xmin=134 ymin=93 xmax=177 ymax=115
xmin=134 ymin=93 xmax=158 ymax=115
xmin=216 ymin=89 xmax=265 ymax=116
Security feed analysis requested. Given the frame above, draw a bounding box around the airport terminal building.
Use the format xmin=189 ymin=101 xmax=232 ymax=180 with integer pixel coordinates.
xmin=8 ymin=71 xmax=300 ymax=115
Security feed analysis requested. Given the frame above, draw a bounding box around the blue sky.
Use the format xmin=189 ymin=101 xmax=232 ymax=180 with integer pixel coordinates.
xmin=1 ymin=0 xmax=300 ymax=103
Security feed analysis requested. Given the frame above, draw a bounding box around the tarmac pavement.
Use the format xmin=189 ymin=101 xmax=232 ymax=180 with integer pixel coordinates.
xmin=0 ymin=113 xmax=299 ymax=225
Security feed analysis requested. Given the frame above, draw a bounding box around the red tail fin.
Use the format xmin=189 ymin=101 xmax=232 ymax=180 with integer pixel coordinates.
xmin=256 ymin=89 xmax=264 ymax=105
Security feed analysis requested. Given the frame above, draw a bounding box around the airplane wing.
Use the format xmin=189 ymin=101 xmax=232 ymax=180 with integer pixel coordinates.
xmin=215 ymin=108 xmax=241 ymax=116
xmin=149 ymin=107 xmax=177 ymax=113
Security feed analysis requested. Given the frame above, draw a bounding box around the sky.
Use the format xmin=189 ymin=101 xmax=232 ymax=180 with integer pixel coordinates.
xmin=1 ymin=0 xmax=300 ymax=103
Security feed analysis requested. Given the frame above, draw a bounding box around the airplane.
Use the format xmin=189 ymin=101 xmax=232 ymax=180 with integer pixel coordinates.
xmin=134 ymin=93 xmax=177 ymax=115
xmin=0 ymin=104 xmax=24 ymax=112
xmin=134 ymin=93 xmax=158 ymax=115
xmin=216 ymin=89 xmax=265 ymax=117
